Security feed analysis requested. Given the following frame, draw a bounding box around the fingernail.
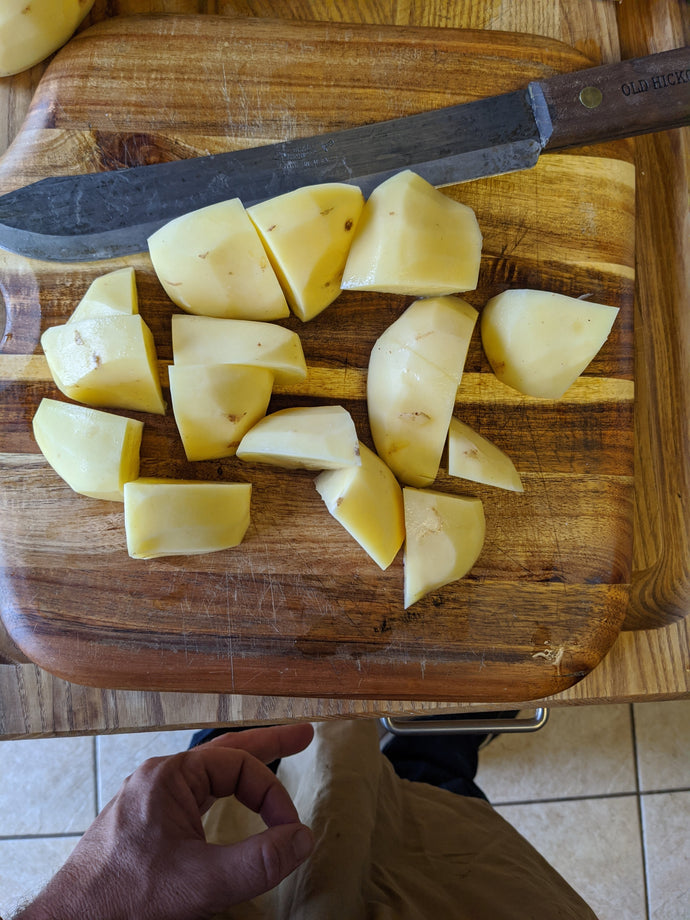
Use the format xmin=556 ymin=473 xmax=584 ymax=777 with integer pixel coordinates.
xmin=291 ymin=826 xmax=314 ymax=861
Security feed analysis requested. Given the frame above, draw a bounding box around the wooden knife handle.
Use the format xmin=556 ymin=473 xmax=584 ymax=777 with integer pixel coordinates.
xmin=539 ymin=46 xmax=690 ymax=151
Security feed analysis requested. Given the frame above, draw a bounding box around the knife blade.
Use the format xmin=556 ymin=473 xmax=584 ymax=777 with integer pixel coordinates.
xmin=0 ymin=46 xmax=687 ymax=262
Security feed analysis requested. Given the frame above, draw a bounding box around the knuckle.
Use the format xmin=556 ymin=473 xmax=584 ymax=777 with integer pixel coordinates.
xmin=258 ymin=836 xmax=287 ymax=888
xmin=116 ymin=755 xmax=179 ymax=818
xmin=130 ymin=754 xmax=169 ymax=784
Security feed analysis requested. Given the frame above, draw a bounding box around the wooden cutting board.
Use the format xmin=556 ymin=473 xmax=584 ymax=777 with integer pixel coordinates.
xmin=0 ymin=15 xmax=635 ymax=700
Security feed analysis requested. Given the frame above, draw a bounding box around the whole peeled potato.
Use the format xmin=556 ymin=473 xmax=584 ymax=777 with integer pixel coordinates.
xmin=0 ymin=0 xmax=95 ymax=77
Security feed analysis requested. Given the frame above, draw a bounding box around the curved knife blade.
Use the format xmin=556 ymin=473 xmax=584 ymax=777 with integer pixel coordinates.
xmin=0 ymin=88 xmax=548 ymax=261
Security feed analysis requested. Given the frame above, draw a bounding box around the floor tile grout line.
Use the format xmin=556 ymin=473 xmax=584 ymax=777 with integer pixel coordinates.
xmin=639 ymin=786 xmax=690 ymax=796
xmin=492 ymin=789 xmax=644 ymax=808
xmin=630 ymin=703 xmax=651 ymax=920
xmin=491 ymin=785 xmax=690 ymax=807
xmin=630 ymin=703 xmax=641 ymax=796
xmin=92 ymin=734 xmax=100 ymax=816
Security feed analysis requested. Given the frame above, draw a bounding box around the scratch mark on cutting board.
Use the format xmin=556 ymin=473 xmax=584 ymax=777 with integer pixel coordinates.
xmin=261 ymin=576 xmax=282 ymax=634
xmin=220 ymin=62 xmax=233 ymax=132
xmin=254 ymin=547 xmax=284 ymax=633
xmin=224 ymin=570 xmax=236 ymax=691
xmin=484 ymin=535 xmax=542 ymax=580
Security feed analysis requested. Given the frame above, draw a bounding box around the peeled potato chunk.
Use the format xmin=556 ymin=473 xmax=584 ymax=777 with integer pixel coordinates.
xmin=248 ymin=183 xmax=364 ymax=322
xmin=237 ymin=405 xmax=360 ymax=470
xmin=169 ymin=364 xmax=274 ymax=461
xmin=171 ymin=314 xmax=307 ymax=386
xmin=148 ymin=198 xmax=289 ymax=321
xmin=315 ymin=441 xmax=405 ymax=570
xmin=32 ymin=398 xmax=143 ymax=502
xmin=447 ymin=417 xmax=523 ymax=493
xmin=341 ymin=170 xmax=482 ymax=295
xmin=403 ymin=488 xmax=485 ymax=608
xmin=124 ymin=479 xmax=251 ymax=559
xmin=68 ymin=267 xmax=138 ymax=324
xmin=374 ymin=295 xmax=478 ymax=384
xmin=367 ymin=296 xmax=478 ymax=487
xmin=0 ymin=0 xmax=95 ymax=77
xmin=41 ymin=314 xmax=166 ymax=415
xmin=481 ymin=289 xmax=619 ymax=399
xmin=368 ymin=350 xmax=455 ymax=489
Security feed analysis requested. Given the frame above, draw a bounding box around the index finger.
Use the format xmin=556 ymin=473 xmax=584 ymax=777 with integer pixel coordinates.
xmin=201 ymin=723 xmax=314 ymax=765
xmin=187 ymin=745 xmax=301 ymax=827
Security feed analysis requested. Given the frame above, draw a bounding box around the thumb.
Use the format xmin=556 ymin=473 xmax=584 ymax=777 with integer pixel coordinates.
xmin=208 ymin=822 xmax=314 ymax=906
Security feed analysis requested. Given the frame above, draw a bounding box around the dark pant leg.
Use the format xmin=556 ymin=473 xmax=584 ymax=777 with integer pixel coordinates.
xmin=382 ymin=711 xmax=519 ymax=801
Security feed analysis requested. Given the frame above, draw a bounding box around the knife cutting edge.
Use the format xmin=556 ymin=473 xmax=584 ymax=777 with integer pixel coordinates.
xmin=0 ymin=46 xmax=687 ymax=262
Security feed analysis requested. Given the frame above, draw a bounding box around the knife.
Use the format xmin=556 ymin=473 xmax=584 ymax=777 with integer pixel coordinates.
xmin=0 ymin=46 xmax=687 ymax=262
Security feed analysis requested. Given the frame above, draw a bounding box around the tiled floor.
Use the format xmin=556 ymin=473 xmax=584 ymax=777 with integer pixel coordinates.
xmin=0 ymin=701 xmax=688 ymax=918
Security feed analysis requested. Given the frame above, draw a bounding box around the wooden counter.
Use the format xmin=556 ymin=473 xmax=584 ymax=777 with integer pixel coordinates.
xmin=0 ymin=0 xmax=688 ymax=737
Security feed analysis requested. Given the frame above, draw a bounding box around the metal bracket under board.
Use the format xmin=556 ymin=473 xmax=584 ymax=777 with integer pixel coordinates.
xmin=381 ymin=708 xmax=549 ymax=736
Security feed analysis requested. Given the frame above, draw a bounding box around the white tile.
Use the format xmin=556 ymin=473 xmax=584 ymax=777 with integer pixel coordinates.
xmin=633 ymin=699 xmax=690 ymax=792
xmin=0 ymin=736 xmax=95 ymax=835
xmin=496 ymin=796 xmax=646 ymax=920
xmin=476 ymin=704 xmax=636 ymax=803
xmin=0 ymin=836 xmax=79 ymax=918
xmin=96 ymin=729 xmax=194 ymax=810
xmin=641 ymin=790 xmax=690 ymax=920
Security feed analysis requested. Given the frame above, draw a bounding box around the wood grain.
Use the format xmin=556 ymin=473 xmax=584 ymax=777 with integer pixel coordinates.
xmin=0 ymin=16 xmax=636 ymax=700
xmin=0 ymin=0 xmax=688 ymax=737
xmin=1 ymin=616 xmax=689 ymax=739
xmin=617 ymin=0 xmax=690 ymax=629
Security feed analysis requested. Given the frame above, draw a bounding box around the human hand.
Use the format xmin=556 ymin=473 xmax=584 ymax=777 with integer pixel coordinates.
xmin=15 ymin=723 xmax=315 ymax=920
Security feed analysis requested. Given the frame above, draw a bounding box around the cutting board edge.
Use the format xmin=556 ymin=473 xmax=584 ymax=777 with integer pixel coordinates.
xmin=1 ymin=579 xmax=630 ymax=699
xmin=0 ymin=16 xmax=636 ymax=695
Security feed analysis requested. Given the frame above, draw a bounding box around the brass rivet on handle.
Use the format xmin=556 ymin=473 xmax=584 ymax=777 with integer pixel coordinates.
xmin=579 ymin=85 xmax=603 ymax=109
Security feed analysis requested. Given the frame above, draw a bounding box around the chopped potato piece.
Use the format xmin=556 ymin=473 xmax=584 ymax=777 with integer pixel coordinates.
xmin=341 ymin=170 xmax=482 ymax=295
xmin=171 ymin=314 xmax=307 ymax=386
xmin=124 ymin=479 xmax=251 ymax=559
xmin=368 ymin=349 xmax=455 ymax=489
xmin=148 ymin=198 xmax=289 ymax=320
xmin=237 ymin=405 xmax=360 ymax=470
xmin=32 ymin=398 xmax=143 ymax=502
xmin=315 ymin=441 xmax=405 ymax=570
xmin=481 ymin=289 xmax=619 ymax=399
xmin=374 ymin=295 xmax=478 ymax=384
xmin=0 ymin=0 xmax=95 ymax=77
xmin=367 ymin=296 xmax=478 ymax=487
xmin=248 ymin=183 xmax=364 ymax=322
xmin=169 ymin=364 xmax=274 ymax=461
xmin=403 ymin=488 xmax=485 ymax=608
xmin=41 ymin=314 xmax=166 ymax=415
xmin=67 ymin=267 xmax=138 ymax=323
xmin=447 ymin=418 xmax=523 ymax=492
